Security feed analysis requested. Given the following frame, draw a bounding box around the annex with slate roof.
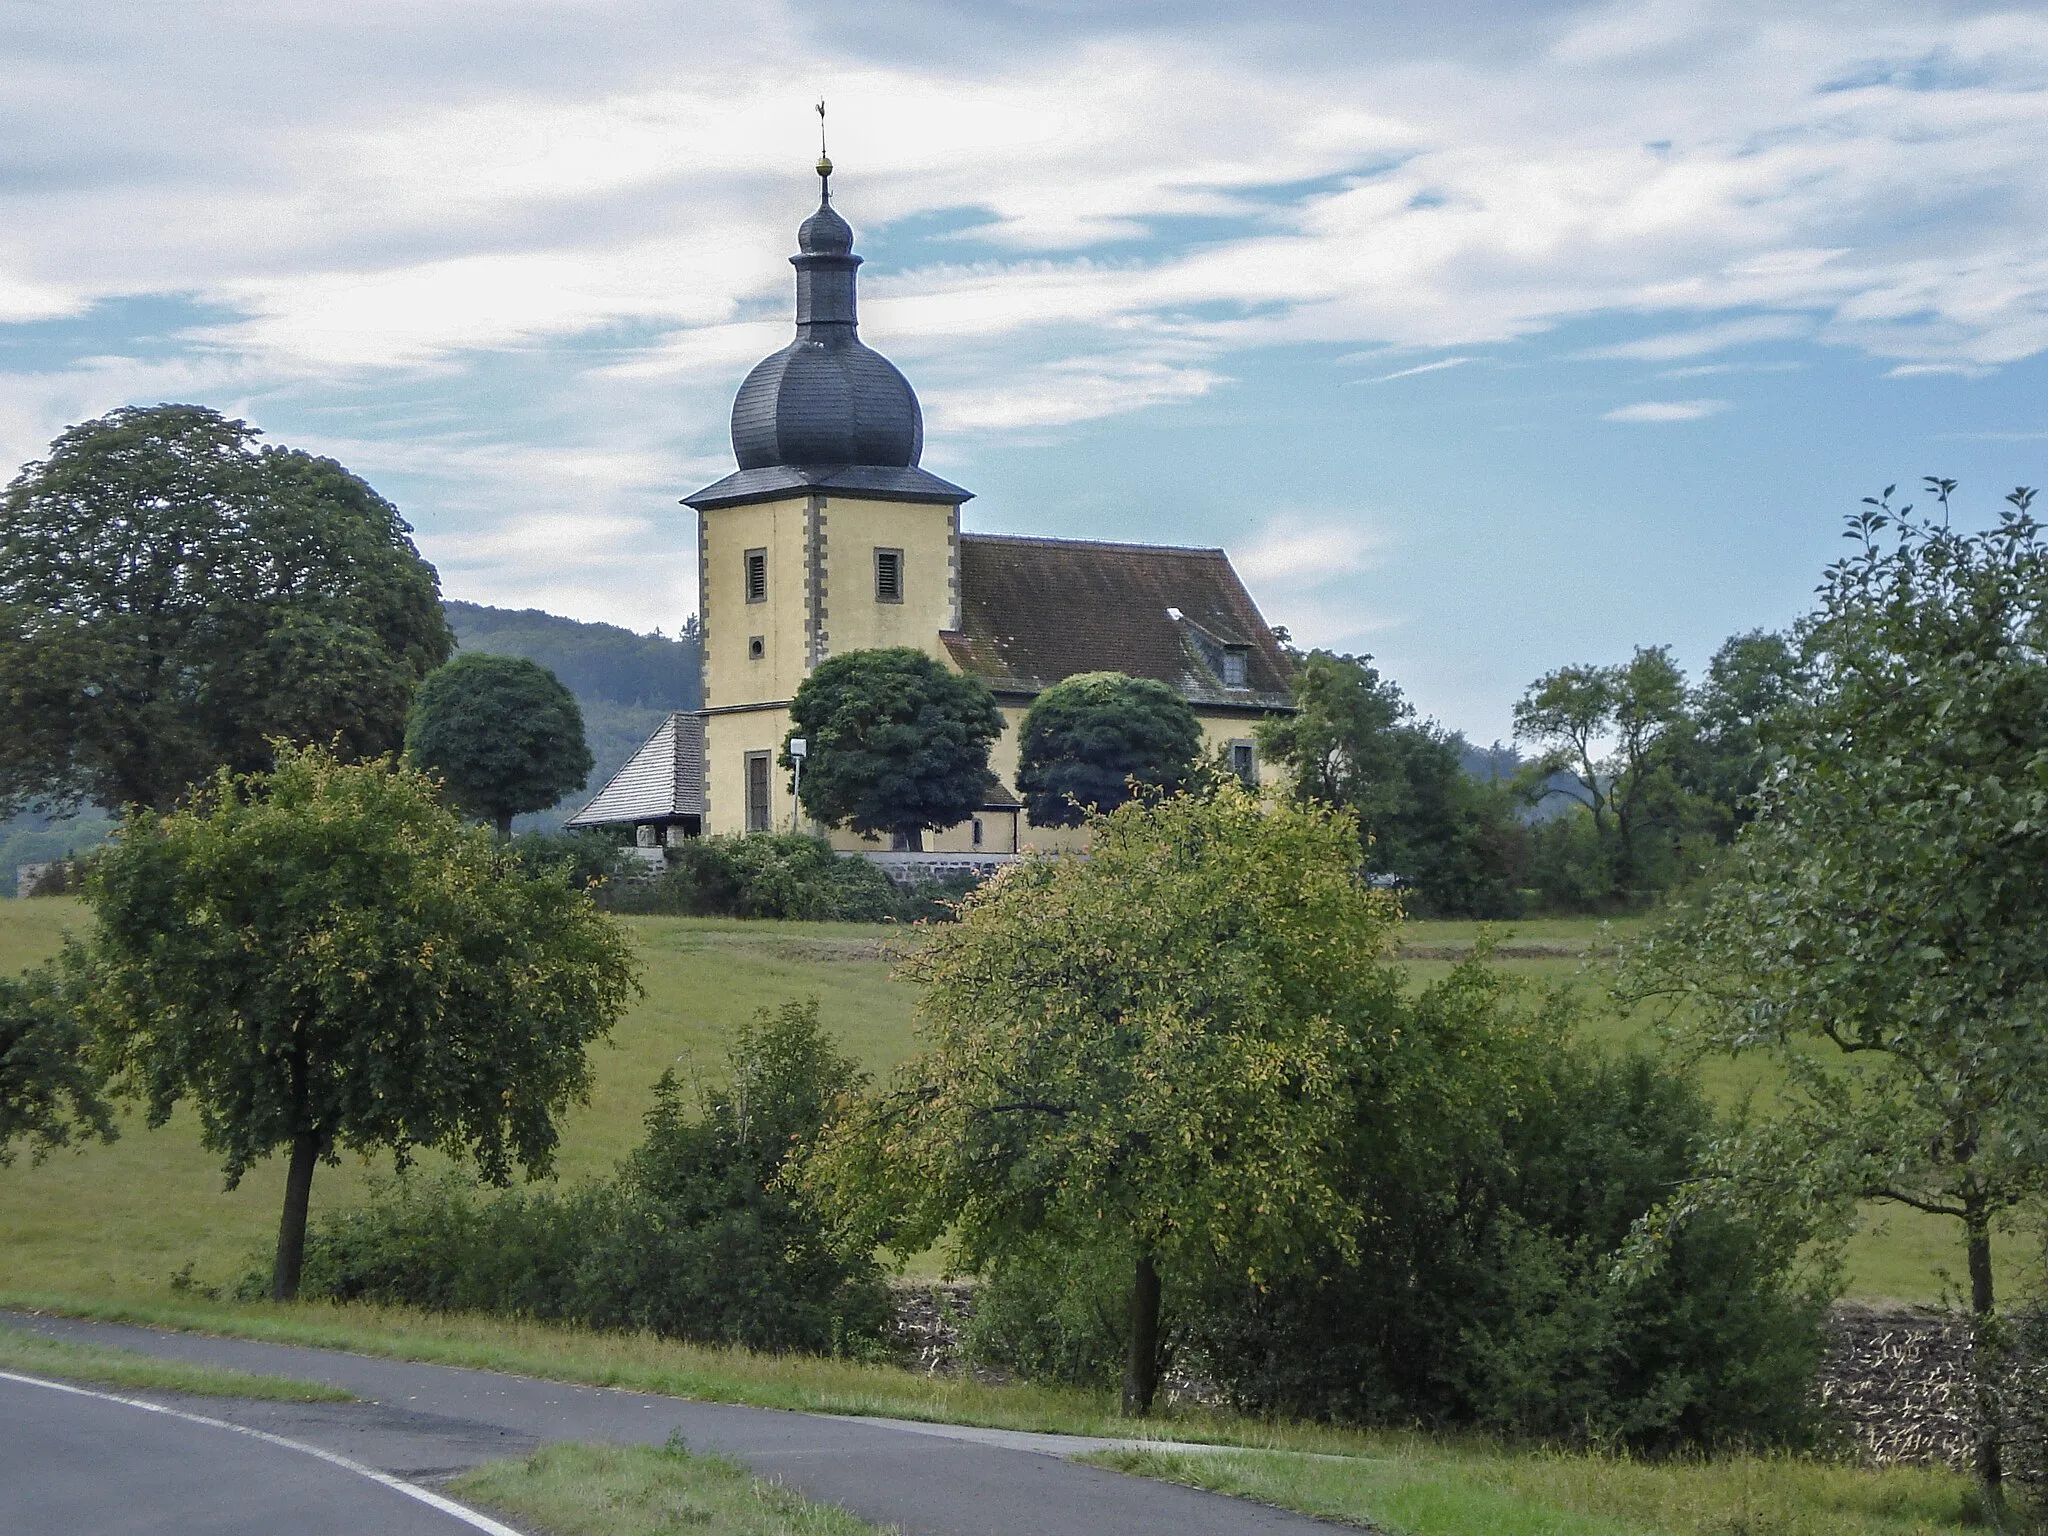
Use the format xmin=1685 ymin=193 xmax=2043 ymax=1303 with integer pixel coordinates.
xmin=570 ymin=152 xmax=1294 ymax=856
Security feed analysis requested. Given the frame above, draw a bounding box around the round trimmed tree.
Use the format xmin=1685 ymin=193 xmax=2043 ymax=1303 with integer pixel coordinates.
xmin=406 ymin=652 xmax=593 ymax=838
xmin=1016 ymin=671 xmax=1202 ymax=828
xmin=783 ymin=648 xmax=1003 ymax=850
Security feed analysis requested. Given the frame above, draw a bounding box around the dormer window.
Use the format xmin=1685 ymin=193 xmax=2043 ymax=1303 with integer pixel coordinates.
xmin=744 ymin=549 xmax=767 ymax=604
xmin=1221 ymin=648 xmax=1249 ymax=688
xmin=875 ymin=547 xmax=904 ymax=604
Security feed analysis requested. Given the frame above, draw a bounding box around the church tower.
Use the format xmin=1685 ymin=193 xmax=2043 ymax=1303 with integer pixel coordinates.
xmin=683 ymin=155 xmax=971 ymax=836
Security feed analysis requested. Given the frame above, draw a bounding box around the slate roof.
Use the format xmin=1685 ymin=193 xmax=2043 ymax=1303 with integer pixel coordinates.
xmin=566 ymin=712 xmax=706 ymax=827
xmin=943 ymin=534 xmax=1293 ymax=709
xmin=685 ymin=463 xmax=969 ymax=511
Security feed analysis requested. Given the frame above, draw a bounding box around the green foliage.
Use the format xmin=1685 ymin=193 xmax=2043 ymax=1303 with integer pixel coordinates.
xmin=407 ymin=652 xmax=594 ymax=836
xmin=84 ymin=742 xmax=637 ymax=1297
xmin=293 ymin=1002 xmax=891 ymax=1355
xmin=783 ymin=648 xmax=1003 ymax=847
xmin=0 ymin=957 xmax=113 ymax=1166
xmin=1623 ymin=481 xmax=2048 ymax=1495
xmin=1191 ymin=1034 xmax=1828 ymax=1451
xmin=596 ymin=834 xmax=896 ymax=922
xmin=1666 ymin=630 xmax=1804 ymax=841
xmin=0 ymin=404 xmax=451 ymax=815
xmin=1514 ymin=646 xmax=1694 ymax=906
xmin=1257 ymin=652 xmax=1524 ymax=916
xmin=961 ymin=1235 xmax=1136 ymax=1389
xmin=808 ymin=785 xmax=1410 ymax=1412
xmin=510 ymin=829 xmax=637 ymax=891
xmin=1015 ymin=671 xmax=1202 ymax=827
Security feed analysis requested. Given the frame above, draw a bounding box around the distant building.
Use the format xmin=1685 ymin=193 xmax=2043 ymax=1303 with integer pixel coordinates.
xmin=571 ymin=159 xmax=1293 ymax=853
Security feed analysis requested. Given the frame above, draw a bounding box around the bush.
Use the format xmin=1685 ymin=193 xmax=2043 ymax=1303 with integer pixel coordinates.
xmin=288 ymin=1001 xmax=891 ymax=1355
xmin=961 ymin=1236 xmax=1137 ymax=1389
xmin=597 ymin=833 xmax=975 ymax=924
xmin=509 ymin=829 xmax=634 ymax=892
xmin=1190 ymin=1045 xmax=1830 ymax=1451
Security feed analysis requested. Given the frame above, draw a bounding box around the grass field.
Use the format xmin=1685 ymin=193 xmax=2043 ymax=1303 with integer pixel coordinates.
xmin=0 ymin=897 xmax=2006 ymax=1303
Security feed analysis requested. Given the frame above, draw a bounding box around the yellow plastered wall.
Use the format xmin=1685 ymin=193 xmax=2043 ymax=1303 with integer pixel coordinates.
xmin=701 ymin=496 xmax=813 ymax=711
xmin=817 ymin=496 xmax=957 ymax=662
xmin=704 ymin=706 xmax=796 ymax=836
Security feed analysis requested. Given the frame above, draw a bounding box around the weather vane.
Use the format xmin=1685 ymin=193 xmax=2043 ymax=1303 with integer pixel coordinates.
xmin=815 ymin=99 xmax=832 ymax=189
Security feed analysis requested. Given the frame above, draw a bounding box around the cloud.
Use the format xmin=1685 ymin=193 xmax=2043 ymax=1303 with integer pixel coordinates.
xmin=1656 ymin=360 xmax=1804 ymax=377
xmin=1887 ymin=362 xmax=1995 ymax=378
xmin=1234 ymin=513 xmax=1387 ymax=586
xmin=7 ymin=0 xmax=2048 ymax=644
xmin=1351 ymin=356 xmax=1475 ymax=384
xmin=1229 ymin=512 xmax=1397 ymax=651
xmin=1576 ymin=314 xmax=1813 ymax=361
xmin=1602 ymin=398 xmax=1729 ymax=422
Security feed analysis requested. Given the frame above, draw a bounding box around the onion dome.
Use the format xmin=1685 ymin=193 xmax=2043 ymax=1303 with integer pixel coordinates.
xmin=728 ymin=163 xmax=923 ymax=471
xmin=684 ymin=162 xmax=970 ymax=513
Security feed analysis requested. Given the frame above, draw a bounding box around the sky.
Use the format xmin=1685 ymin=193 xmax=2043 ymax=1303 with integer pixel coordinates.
xmin=3 ymin=0 xmax=2046 ymax=745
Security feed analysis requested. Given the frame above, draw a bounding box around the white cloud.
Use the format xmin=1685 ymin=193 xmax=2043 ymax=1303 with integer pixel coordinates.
xmin=1230 ymin=513 xmax=1396 ymax=652
xmin=1602 ymin=398 xmax=1729 ymax=422
xmin=1887 ymin=362 xmax=1996 ymax=378
xmin=1577 ymin=314 xmax=1812 ymax=361
xmin=1235 ymin=514 xmax=1388 ymax=586
xmin=5 ymin=0 xmax=2048 ymax=634
xmin=1352 ymin=356 xmax=1475 ymax=384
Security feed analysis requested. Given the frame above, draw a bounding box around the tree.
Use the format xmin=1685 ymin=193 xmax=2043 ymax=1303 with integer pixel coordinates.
xmin=806 ymin=786 xmax=1402 ymax=1415
xmin=1622 ymin=482 xmax=2048 ymax=1507
xmin=1014 ymin=671 xmax=1201 ymax=827
xmin=1514 ymin=647 xmax=1690 ymax=905
xmin=1257 ymin=652 xmax=1522 ymax=916
xmin=1668 ymin=630 xmax=1803 ymax=840
xmin=0 ymin=404 xmax=452 ymax=816
xmin=406 ymin=652 xmax=594 ymax=838
xmin=85 ymin=743 xmax=637 ymax=1300
xmin=783 ymin=648 xmax=1003 ymax=850
xmin=0 ymin=959 xmax=113 ymax=1166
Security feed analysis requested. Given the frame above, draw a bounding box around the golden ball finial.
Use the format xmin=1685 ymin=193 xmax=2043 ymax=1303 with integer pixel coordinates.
xmin=816 ymin=153 xmax=833 ymax=179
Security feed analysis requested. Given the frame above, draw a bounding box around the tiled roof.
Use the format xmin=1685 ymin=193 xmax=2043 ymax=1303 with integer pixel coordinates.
xmin=566 ymin=712 xmax=706 ymax=826
xmin=943 ymin=534 xmax=1293 ymax=708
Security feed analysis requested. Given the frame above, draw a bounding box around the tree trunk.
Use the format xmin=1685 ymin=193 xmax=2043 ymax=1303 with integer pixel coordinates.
xmin=1121 ymin=1249 xmax=1162 ymax=1418
xmin=271 ymin=1132 xmax=321 ymax=1302
xmin=496 ymin=810 xmax=515 ymax=842
xmin=1966 ymin=1202 xmax=2007 ymax=1518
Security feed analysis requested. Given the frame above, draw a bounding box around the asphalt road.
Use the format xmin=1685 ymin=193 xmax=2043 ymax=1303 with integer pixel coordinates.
xmin=0 ymin=1371 xmax=515 ymax=1536
xmin=0 ymin=1313 xmax=1343 ymax=1536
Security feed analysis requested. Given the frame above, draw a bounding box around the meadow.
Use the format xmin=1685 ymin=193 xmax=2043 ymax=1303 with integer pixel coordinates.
xmin=0 ymin=896 xmax=1995 ymax=1304
xmin=0 ymin=895 xmax=2000 ymax=1535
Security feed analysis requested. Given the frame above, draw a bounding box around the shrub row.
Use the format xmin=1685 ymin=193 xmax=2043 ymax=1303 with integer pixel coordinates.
xmin=513 ymin=830 xmax=977 ymax=923
xmin=965 ymin=1040 xmax=1832 ymax=1453
xmin=276 ymin=1001 xmax=891 ymax=1356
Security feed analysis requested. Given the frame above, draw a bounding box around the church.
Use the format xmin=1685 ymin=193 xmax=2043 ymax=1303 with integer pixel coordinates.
xmin=570 ymin=156 xmax=1295 ymax=857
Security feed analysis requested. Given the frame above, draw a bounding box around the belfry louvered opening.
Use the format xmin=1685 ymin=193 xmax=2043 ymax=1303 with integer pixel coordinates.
xmin=874 ymin=547 xmax=903 ymax=603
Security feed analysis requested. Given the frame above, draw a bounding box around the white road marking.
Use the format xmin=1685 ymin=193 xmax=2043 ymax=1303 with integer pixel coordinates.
xmin=0 ymin=1369 xmax=527 ymax=1535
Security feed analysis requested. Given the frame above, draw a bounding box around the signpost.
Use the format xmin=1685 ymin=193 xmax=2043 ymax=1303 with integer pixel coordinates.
xmin=788 ymin=737 xmax=807 ymax=832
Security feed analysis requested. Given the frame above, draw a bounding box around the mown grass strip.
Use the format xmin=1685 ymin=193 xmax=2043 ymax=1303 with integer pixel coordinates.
xmin=1084 ymin=1445 xmax=1978 ymax=1536
xmin=0 ymin=1322 xmax=354 ymax=1402
xmin=451 ymin=1441 xmax=894 ymax=1536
